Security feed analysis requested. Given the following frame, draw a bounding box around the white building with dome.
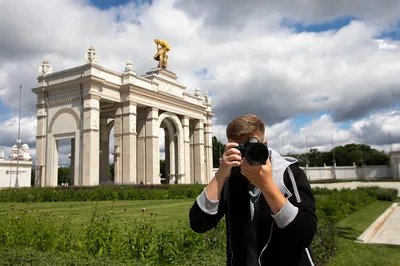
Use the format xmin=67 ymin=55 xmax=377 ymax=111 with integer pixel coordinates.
xmin=0 ymin=143 xmax=33 ymax=188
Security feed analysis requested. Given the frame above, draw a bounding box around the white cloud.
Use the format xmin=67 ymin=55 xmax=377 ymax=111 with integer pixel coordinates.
xmin=175 ymin=0 xmax=400 ymax=29
xmin=267 ymin=111 xmax=400 ymax=155
xmin=0 ymin=0 xmax=399 ymax=168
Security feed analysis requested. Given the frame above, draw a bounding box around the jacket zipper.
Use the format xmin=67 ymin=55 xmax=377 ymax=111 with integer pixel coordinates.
xmin=258 ymin=221 xmax=275 ymax=266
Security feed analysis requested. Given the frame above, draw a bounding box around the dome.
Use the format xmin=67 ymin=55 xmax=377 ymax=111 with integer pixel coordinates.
xmin=21 ymin=143 xmax=29 ymax=151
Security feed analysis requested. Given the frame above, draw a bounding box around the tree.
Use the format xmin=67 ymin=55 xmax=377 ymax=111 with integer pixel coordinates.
xmin=160 ymin=159 xmax=166 ymax=183
xmin=212 ymin=136 xmax=225 ymax=168
xmin=31 ymin=167 xmax=35 ymax=186
xmin=286 ymin=143 xmax=390 ymax=167
xmin=109 ymin=163 xmax=114 ymax=182
xmin=285 ymin=153 xmax=309 ymax=166
xmin=332 ymin=144 xmax=389 ymax=166
xmin=57 ymin=167 xmax=71 ymax=185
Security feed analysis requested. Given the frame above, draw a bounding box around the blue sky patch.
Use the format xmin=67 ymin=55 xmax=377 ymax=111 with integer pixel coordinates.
xmin=194 ymin=68 xmax=215 ymax=80
xmin=194 ymin=68 xmax=208 ymax=77
xmin=375 ymin=20 xmax=400 ymax=40
xmin=89 ymin=0 xmax=152 ymax=10
xmin=0 ymin=102 xmax=11 ymax=121
xmin=338 ymin=120 xmax=352 ymax=130
xmin=292 ymin=110 xmax=355 ymax=131
xmin=292 ymin=111 xmax=329 ymax=131
xmin=282 ymin=16 xmax=358 ymax=33
xmin=313 ymin=96 xmax=329 ymax=103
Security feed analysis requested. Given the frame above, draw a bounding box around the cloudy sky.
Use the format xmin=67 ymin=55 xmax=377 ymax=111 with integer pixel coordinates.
xmin=0 ymin=0 xmax=399 ymax=166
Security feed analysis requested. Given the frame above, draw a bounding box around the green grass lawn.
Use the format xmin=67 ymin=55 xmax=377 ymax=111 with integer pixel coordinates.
xmin=0 ymin=199 xmax=195 ymax=231
xmin=326 ymin=200 xmax=400 ymax=266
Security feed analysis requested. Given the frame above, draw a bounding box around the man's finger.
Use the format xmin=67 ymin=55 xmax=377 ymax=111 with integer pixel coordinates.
xmin=226 ymin=154 xmax=242 ymax=162
xmin=228 ymin=161 xmax=241 ymax=167
xmin=225 ymin=148 xmax=241 ymax=156
xmin=224 ymin=142 xmax=239 ymax=151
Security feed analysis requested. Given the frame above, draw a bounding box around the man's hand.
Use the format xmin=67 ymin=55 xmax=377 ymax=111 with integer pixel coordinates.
xmin=240 ymin=157 xmax=272 ymax=190
xmin=205 ymin=142 xmax=242 ymax=201
xmin=240 ymin=154 xmax=287 ymax=215
xmin=217 ymin=142 xmax=242 ymax=178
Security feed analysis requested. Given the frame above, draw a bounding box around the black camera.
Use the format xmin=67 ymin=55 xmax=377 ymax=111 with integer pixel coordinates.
xmin=231 ymin=137 xmax=269 ymax=176
xmin=236 ymin=137 xmax=269 ymax=165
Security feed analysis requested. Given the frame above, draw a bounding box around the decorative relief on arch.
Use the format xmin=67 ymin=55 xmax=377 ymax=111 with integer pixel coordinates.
xmin=91 ymin=110 xmax=99 ymax=130
xmin=84 ymin=99 xmax=100 ymax=109
xmin=37 ymin=109 xmax=47 ymax=117
xmin=48 ymin=97 xmax=80 ymax=107
xmin=129 ymin=115 xmax=136 ymax=133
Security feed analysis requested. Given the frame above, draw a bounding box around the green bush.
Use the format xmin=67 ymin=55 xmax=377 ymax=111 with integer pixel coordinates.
xmin=375 ymin=188 xmax=398 ymax=201
xmin=0 ymin=201 xmax=226 ymax=266
xmin=1 ymin=184 xmax=397 ymax=205
xmin=0 ymin=246 xmax=225 ymax=266
xmin=310 ymin=219 xmax=338 ymax=265
xmin=0 ymin=184 xmax=207 ymax=203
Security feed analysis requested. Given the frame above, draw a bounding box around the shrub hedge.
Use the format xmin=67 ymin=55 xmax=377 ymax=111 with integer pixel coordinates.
xmin=0 ymin=185 xmax=398 ymax=265
xmin=2 ymin=184 xmax=397 ymax=203
xmin=0 ymin=184 xmax=206 ymax=203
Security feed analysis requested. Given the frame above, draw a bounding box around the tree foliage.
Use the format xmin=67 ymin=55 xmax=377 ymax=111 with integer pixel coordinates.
xmin=210 ymin=136 xmax=390 ymax=167
xmin=212 ymin=136 xmax=225 ymax=168
xmin=57 ymin=167 xmax=71 ymax=185
xmin=287 ymin=143 xmax=389 ymax=167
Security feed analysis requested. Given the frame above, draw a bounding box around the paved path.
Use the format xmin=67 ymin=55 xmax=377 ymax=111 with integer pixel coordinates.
xmin=369 ymin=204 xmax=400 ymax=245
xmin=310 ymin=182 xmax=400 ymax=196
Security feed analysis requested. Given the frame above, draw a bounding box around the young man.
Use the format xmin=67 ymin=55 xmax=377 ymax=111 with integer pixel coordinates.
xmin=189 ymin=114 xmax=317 ymax=266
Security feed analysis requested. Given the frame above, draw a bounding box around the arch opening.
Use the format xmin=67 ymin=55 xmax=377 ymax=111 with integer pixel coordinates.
xmin=158 ymin=112 xmax=184 ymax=184
xmin=47 ymin=109 xmax=80 ymax=187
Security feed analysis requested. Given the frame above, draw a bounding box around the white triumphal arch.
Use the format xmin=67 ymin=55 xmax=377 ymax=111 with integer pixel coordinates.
xmin=32 ymin=42 xmax=214 ymax=186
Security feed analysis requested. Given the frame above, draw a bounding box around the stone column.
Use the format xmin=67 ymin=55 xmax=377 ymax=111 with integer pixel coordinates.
xmin=82 ymin=95 xmax=100 ymax=186
xmin=181 ymin=116 xmax=191 ymax=184
xmin=70 ymin=138 xmax=75 ymax=185
xmin=166 ymin=122 xmax=176 ymax=184
xmin=45 ymin=135 xmax=58 ymax=187
xmin=113 ymin=106 xmax=123 ymax=184
xmin=136 ymin=108 xmax=146 ymax=184
xmin=122 ymin=101 xmax=137 ymax=184
xmin=145 ymin=107 xmax=159 ymax=184
xmin=35 ymin=95 xmax=47 ymax=187
xmin=193 ymin=119 xmax=205 ymax=183
xmin=164 ymin=126 xmax=170 ymax=183
xmin=99 ymin=117 xmax=110 ymax=183
xmin=176 ymin=122 xmax=185 ymax=184
xmin=189 ymin=123 xmax=195 ymax=184
xmin=204 ymin=119 xmax=213 ymax=183
xmin=43 ymin=133 xmax=57 ymax=187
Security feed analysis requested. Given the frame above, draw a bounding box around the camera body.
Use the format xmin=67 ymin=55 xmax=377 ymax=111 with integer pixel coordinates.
xmin=231 ymin=137 xmax=269 ymax=176
xmin=236 ymin=136 xmax=269 ymax=165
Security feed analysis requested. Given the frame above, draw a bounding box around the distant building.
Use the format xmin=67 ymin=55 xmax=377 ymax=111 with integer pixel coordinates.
xmin=0 ymin=144 xmax=33 ymax=188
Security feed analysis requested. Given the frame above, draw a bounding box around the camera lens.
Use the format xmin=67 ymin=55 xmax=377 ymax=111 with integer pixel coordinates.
xmin=247 ymin=144 xmax=268 ymax=164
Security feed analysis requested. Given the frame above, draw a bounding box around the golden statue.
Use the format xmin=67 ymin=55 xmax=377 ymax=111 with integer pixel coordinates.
xmin=153 ymin=38 xmax=170 ymax=69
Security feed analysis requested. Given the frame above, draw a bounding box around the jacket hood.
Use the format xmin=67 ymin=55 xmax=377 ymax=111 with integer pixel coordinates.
xmin=269 ymin=148 xmax=298 ymax=198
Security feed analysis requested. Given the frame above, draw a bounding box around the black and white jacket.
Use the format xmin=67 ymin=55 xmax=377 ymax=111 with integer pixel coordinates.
xmin=189 ymin=148 xmax=317 ymax=266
